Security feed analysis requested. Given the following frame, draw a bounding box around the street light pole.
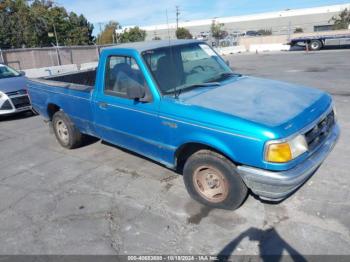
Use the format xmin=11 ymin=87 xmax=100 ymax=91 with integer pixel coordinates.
xmin=53 ymin=23 xmax=59 ymax=47
xmin=0 ymin=48 xmax=4 ymax=64
xmin=52 ymin=23 xmax=61 ymax=65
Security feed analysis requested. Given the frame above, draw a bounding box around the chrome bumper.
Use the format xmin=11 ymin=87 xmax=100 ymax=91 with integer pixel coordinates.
xmin=237 ymin=124 xmax=340 ymax=201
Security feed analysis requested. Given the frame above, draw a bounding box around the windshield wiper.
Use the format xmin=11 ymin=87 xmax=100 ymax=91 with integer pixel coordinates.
xmin=208 ymin=72 xmax=242 ymax=82
xmin=174 ymin=82 xmax=220 ymax=98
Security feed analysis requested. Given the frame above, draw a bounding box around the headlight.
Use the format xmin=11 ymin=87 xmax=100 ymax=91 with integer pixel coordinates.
xmin=265 ymin=134 xmax=308 ymax=163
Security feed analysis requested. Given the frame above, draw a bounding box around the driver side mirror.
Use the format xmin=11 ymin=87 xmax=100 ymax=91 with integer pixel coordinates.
xmin=127 ymin=83 xmax=146 ymax=101
xmin=225 ymin=60 xmax=230 ymax=67
xmin=19 ymin=71 xmax=26 ymax=76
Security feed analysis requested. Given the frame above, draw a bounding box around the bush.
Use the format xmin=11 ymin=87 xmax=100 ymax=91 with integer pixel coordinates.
xmin=176 ymin=27 xmax=192 ymax=39
xmin=294 ymin=27 xmax=304 ymax=33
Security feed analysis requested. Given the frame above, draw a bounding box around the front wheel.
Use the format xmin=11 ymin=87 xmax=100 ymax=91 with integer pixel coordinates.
xmin=183 ymin=150 xmax=248 ymax=210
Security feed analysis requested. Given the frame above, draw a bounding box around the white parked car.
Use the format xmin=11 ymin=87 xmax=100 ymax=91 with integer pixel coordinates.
xmin=0 ymin=64 xmax=32 ymax=116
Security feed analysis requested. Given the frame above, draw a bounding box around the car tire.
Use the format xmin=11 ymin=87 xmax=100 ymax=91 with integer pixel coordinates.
xmin=183 ymin=150 xmax=248 ymax=210
xmin=309 ymin=40 xmax=322 ymax=51
xmin=52 ymin=111 xmax=83 ymax=149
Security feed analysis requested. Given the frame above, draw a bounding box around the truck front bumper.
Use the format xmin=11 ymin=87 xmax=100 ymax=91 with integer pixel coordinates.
xmin=237 ymin=124 xmax=340 ymax=201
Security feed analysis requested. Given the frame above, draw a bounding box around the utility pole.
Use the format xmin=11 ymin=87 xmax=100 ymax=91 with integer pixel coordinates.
xmin=166 ymin=9 xmax=170 ymax=41
xmin=176 ymin=5 xmax=180 ymax=29
xmin=98 ymin=22 xmax=103 ymax=45
xmin=53 ymin=23 xmax=59 ymax=47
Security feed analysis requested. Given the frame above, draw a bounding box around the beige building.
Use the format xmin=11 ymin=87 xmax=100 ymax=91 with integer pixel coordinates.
xmin=129 ymin=3 xmax=350 ymax=41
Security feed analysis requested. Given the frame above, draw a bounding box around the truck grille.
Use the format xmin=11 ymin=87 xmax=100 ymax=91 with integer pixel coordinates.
xmin=305 ymin=110 xmax=335 ymax=151
xmin=10 ymin=96 xmax=31 ymax=109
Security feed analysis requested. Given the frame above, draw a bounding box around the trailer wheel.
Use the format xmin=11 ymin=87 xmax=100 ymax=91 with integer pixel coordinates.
xmin=52 ymin=111 xmax=83 ymax=149
xmin=309 ymin=40 xmax=322 ymax=51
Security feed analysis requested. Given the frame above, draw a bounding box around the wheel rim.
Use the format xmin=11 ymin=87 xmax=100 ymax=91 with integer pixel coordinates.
xmin=55 ymin=120 xmax=69 ymax=144
xmin=311 ymin=42 xmax=319 ymax=49
xmin=193 ymin=166 xmax=229 ymax=203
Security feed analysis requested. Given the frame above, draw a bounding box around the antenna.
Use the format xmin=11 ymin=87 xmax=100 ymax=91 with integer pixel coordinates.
xmin=166 ymin=9 xmax=171 ymax=42
xmin=166 ymin=9 xmax=176 ymax=98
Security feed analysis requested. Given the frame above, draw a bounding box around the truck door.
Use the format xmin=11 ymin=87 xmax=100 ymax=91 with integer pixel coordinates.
xmin=93 ymin=55 xmax=169 ymax=164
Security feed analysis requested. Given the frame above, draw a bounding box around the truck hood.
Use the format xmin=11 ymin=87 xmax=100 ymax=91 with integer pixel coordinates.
xmin=0 ymin=76 xmax=28 ymax=93
xmin=179 ymin=76 xmax=331 ymax=135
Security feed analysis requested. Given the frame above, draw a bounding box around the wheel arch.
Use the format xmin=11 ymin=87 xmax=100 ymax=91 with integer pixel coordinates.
xmin=175 ymin=140 xmax=239 ymax=172
xmin=47 ymin=103 xmax=61 ymax=120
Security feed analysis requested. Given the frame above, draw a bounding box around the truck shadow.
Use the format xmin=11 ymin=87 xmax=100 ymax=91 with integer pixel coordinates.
xmin=217 ymin=227 xmax=307 ymax=261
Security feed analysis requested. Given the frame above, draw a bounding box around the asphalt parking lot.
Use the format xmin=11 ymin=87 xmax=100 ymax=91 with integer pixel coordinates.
xmin=0 ymin=49 xmax=350 ymax=256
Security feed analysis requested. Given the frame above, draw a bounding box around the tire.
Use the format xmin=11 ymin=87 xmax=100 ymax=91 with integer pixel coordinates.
xmin=309 ymin=40 xmax=322 ymax=51
xmin=183 ymin=150 xmax=248 ymax=210
xmin=52 ymin=111 xmax=83 ymax=149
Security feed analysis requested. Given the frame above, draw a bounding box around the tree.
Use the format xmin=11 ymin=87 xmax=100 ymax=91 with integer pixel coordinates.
xmin=65 ymin=13 xmax=95 ymax=45
xmin=257 ymin=29 xmax=272 ymax=36
xmin=97 ymin=21 xmax=119 ymax=45
xmin=0 ymin=0 xmax=95 ymax=49
xmin=0 ymin=0 xmax=32 ymax=48
xmin=331 ymin=9 xmax=350 ymax=30
xmin=118 ymin=27 xmax=146 ymax=43
xmin=211 ymin=20 xmax=226 ymax=40
xmin=294 ymin=27 xmax=304 ymax=33
xmin=176 ymin=27 xmax=192 ymax=39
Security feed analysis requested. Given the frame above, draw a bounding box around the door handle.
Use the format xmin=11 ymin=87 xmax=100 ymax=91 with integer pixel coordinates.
xmin=98 ymin=102 xmax=108 ymax=109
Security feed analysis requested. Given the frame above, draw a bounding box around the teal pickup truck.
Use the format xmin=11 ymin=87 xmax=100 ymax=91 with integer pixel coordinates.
xmin=28 ymin=40 xmax=339 ymax=210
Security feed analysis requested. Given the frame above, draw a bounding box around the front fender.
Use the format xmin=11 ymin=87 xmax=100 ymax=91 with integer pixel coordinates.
xmin=176 ymin=132 xmax=239 ymax=164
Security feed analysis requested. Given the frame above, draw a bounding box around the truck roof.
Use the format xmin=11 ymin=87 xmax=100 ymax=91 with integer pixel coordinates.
xmin=102 ymin=39 xmax=202 ymax=53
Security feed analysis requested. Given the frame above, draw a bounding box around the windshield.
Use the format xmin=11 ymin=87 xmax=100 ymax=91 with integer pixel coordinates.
xmin=142 ymin=42 xmax=234 ymax=95
xmin=0 ymin=64 xmax=21 ymax=79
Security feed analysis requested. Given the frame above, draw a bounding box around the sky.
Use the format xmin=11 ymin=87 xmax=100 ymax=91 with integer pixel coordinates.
xmin=57 ymin=0 xmax=350 ymax=34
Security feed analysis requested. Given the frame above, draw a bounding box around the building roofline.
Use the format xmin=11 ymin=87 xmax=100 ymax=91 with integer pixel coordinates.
xmin=135 ymin=3 xmax=350 ymax=31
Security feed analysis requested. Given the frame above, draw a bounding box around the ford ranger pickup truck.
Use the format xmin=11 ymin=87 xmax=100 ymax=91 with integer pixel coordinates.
xmin=27 ymin=40 xmax=339 ymax=210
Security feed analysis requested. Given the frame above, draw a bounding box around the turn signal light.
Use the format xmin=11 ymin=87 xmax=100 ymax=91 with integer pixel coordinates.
xmin=266 ymin=143 xmax=292 ymax=163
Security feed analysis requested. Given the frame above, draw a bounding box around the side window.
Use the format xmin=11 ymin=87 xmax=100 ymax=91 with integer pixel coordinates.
xmin=104 ymin=56 xmax=147 ymax=98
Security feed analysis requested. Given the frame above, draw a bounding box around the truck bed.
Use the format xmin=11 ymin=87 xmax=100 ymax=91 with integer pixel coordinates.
xmin=27 ymin=68 xmax=97 ymax=136
xmin=32 ymin=68 xmax=97 ymax=93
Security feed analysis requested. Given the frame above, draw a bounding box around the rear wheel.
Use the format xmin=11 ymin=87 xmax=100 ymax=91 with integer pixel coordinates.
xmin=52 ymin=111 xmax=83 ymax=149
xmin=183 ymin=150 xmax=248 ymax=210
xmin=309 ymin=40 xmax=322 ymax=51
